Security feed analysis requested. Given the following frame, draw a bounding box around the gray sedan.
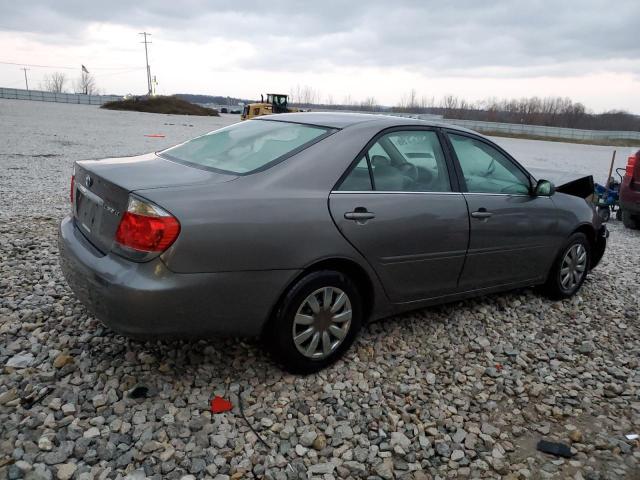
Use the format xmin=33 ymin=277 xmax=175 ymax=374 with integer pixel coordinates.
xmin=59 ymin=113 xmax=607 ymax=373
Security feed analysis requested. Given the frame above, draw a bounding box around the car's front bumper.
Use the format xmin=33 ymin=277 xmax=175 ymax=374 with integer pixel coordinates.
xmin=591 ymin=224 xmax=608 ymax=270
xmin=58 ymin=216 xmax=299 ymax=337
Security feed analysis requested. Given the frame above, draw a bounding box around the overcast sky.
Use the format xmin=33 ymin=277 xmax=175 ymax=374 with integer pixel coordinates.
xmin=1 ymin=0 xmax=639 ymax=112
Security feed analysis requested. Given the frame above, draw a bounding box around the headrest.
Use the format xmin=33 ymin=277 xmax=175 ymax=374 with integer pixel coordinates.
xmin=370 ymin=155 xmax=390 ymax=168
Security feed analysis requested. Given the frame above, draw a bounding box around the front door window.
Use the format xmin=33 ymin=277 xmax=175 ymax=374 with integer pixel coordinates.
xmin=448 ymin=134 xmax=530 ymax=194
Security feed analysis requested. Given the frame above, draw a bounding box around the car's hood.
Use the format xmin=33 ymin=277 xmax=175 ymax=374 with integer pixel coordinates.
xmin=76 ymin=152 xmax=237 ymax=192
xmin=529 ymin=168 xmax=594 ymax=199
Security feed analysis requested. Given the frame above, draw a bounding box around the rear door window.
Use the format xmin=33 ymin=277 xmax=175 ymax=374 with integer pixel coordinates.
xmin=337 ymin=157 xmax=372 ymax=191
xmin=161 ymin=120 xmax=333 ymax=175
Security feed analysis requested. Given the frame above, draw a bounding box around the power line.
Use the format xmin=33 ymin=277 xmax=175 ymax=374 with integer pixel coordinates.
xmin=139 ymin=32 xmax=152 ymax=95
xmin=1 ymin=61 xmax=75 ymax=70
xmin=0 ymin=60 xmax=141 ymax=71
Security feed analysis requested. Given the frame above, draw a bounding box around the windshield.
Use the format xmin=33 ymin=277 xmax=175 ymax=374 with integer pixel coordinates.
xmin=160 ymin=120 xmax=332 ymax=175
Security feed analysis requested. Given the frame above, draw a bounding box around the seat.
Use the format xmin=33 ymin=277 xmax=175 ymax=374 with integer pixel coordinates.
xmin=371 ymin=155 xmax=412 ymax=191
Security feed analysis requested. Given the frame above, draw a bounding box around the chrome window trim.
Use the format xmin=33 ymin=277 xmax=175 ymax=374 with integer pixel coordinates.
xmin=330 ymin=191 xmax=551 ymax=198
xmin=462 ymin=192 xmax=539 ymax=198
xmin=463 ymin=192 xmax=528 ymax=197
xmin=330 ymin=190 xmax=463 ymax=195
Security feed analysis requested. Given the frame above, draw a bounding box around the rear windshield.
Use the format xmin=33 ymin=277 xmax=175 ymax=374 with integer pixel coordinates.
xmin=160 ymin=120 xmax=333 ymax=175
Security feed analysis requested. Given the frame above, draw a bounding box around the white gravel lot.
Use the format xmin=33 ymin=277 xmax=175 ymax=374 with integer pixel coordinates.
xmin=0 ymin=99 xmax=639 ymax=480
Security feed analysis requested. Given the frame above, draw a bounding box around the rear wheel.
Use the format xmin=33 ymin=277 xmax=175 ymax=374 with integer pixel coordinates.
xmin=541 ymin=233 xmax=591 ymax=300
xmin=622 ymin=210 xmax=640 ymax=230
xmin=265 ymin=270 xmax=362 ymax=374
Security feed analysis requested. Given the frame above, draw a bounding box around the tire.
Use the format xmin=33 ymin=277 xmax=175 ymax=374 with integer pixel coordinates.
xmin=597 ymin=206 xmax=610 ymax=222
xmin=622 ymin=210 xmax=640 ymax=230
xmin=264 ymin=270 xmax=362 ymax=374
xmin=541 ymin=232 xmax=591 ymax=300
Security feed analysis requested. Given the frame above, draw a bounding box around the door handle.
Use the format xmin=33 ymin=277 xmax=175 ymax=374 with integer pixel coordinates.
xmin=471 ymin=209 xmax=493 ymax=219
xmin=344 ymin=208 xmax=375 ymax=222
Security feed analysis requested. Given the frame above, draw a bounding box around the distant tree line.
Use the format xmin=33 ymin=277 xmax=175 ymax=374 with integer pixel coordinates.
xmin=288 ymin=85 xmax=384 ymax=112
xmin=393 ymin=91 xmax=639 ymax=131
xmin=39 ymin=71 xmax=99 ymax=95
xmin=288 ymin=85 xmax=639 ymax=132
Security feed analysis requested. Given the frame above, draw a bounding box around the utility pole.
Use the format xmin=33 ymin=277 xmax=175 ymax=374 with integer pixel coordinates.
xmin=139 ymin=32 xmax=152 ymax=95
xmin=21 ymin=67 xmax=30 ymax=90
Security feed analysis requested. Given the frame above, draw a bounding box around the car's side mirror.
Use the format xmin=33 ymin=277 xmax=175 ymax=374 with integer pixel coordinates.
xmin=533 ymin=179 xmax=555 ymax=196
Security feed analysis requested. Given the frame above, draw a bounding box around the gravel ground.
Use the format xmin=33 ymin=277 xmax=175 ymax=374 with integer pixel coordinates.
xmin=1 ymin=99 xmax=639 ymax=480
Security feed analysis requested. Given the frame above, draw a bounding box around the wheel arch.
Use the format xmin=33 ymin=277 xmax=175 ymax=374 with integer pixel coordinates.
xmin=262 ymin=257 xmax=376 ymax=338
xmin=570 ymin=223 xmax=604 ymax=270
xmin=572 ymin=223 xmax=595 ymax=243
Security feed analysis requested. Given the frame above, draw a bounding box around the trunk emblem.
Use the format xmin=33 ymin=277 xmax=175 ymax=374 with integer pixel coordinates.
xmin=85 ymin=175 xmax=93 ymax=188
xmin=103 ymin=203 xmax=120 ymax=216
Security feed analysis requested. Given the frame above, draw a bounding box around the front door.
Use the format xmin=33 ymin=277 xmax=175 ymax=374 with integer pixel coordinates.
xmin=446 ymin=132 xmax=558 ymax=289
xmin=329 ymin=129 xmax=469 ymax=303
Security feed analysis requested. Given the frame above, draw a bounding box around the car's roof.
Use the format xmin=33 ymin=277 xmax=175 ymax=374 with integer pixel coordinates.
xmin=256 ymin=111 xmax=476 ymax=133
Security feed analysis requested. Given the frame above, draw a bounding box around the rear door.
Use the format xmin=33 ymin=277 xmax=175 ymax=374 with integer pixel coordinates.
xmin=329 ymin=128 xmax=469 ymax=303
xmin=445 ymin=131 xmax=558 ymax=289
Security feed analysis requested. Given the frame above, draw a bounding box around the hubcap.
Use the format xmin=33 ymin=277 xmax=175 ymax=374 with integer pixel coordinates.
xmin=560 ymin=243 xmax=587 ymax=291
xmin=292 ymin=287 xmax=352 ymax=359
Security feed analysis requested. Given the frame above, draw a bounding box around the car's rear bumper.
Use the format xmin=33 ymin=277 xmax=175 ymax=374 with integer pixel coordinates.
xmin=620 ymin=197 xmax=640 ymax=214
xmin=58 ymin=216 xmax=299 ymax=337
xmin=620 ymin=177 xmax=640 ymax=214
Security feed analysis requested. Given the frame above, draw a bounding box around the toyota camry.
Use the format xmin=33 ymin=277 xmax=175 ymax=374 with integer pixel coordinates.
xmin=59 ymin=113 xmax=607 ymax=373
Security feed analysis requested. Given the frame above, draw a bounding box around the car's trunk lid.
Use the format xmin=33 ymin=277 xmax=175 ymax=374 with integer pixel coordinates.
xmin=73 ymin=153 xmax=236 ymax=253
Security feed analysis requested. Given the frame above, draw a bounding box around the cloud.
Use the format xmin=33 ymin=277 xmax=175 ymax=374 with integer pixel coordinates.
xmin=2 ymin=0 xmax=638 ymax=76
xmin=2 ymin=0 xmax=639 ymax=112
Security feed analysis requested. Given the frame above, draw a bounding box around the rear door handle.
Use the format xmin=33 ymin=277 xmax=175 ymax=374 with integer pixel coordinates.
xmin=471 ymin=209 xmax=493 ymax=219
xmin=344 ymin=208 xmax=375 ymax=222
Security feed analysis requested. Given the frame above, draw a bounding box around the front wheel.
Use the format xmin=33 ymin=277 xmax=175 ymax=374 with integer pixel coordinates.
xmin=265 ymin=270 xmax=362 ymax=374
xmin=596 ymin=205 xmax=611 ymax=222
xmin=541 ymin=233 xmax=591 ymax=300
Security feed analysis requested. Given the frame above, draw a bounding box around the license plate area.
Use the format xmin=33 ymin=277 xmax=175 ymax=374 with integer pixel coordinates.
xmin=75 ymin=184 xmax=103 ymax=235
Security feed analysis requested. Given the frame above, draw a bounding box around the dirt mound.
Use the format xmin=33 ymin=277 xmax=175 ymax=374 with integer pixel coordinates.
xmin=101 ymin=95 xmax=219 ymax=116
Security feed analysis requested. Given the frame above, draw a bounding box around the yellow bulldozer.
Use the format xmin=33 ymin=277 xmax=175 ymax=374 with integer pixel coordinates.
xmin=240 ymin=93 xmax=302 ymax=120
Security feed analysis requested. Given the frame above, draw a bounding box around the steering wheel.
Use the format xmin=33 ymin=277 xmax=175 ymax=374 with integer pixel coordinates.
xmin=398 ymin=162 xmax=419 ymax=182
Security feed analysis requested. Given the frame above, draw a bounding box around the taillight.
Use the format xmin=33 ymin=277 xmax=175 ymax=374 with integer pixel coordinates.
xmin=70 ymin=174 xmax=75 ymax=204
xmin=626 ymin=156 xmax=636 ymax=178
xmin=115 ymin=197 xmax=180 ymax=253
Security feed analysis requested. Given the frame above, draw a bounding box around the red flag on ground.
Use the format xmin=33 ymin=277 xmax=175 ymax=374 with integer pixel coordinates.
xmin=210 ymin=396 xmax=233 ymax=413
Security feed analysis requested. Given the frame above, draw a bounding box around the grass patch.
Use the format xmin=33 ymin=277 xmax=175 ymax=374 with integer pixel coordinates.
xmin=101 ymin=95 xmax=219 ymax=116
xmin=478 ymin=129 xmax=639 ymax=147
